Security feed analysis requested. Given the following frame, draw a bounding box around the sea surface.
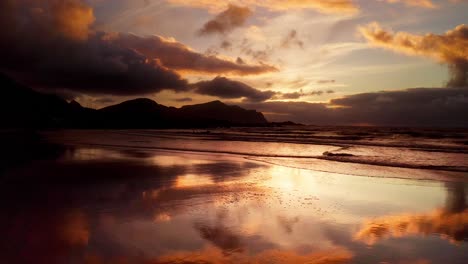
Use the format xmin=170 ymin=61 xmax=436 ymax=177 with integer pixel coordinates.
xmin=0 ymin=127 xmax=467 ymax=263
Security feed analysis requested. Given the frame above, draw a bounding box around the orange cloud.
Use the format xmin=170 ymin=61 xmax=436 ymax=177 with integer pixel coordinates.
xmin=359 ymin=22 xmax=468 ymax=87
xmin=50 ymin=0 xmax=95 ymax=40
xmin=384 ymin=0 xmax=437 ymax=8
xmin=167 ymin=0 xmax=359 ymax=14
xmin=6 ymin=0 xmax=95 ymax=41
xmin=354 ymin=209 xmax=468 ymax=245
xmin=110 ymin=33 xmax=278 ymax=76
xmin=199 ymin=4 xmax=252 ymax=35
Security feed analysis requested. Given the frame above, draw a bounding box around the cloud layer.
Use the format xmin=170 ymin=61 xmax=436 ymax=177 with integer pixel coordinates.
xmin=384 ymin=0 xmax=437 ymax=8
xmin=240 ymin=87 xmax=468 ymax=126
xmin=359 ymin=23 xmax=468 ymax=87
xmin=167 ymin=0 xmax=359 ymax=14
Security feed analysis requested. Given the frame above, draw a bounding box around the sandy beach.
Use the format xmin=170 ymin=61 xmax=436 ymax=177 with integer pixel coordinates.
xmin=0 ymin=130 xmax=466 ymax=263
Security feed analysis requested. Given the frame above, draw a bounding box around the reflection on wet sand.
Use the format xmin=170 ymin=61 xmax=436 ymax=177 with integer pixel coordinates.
xmin=84 ymin=246 xmax=353 ymax=264
xmin=355 ymin=183 xmax=468 ymax=244
xmin=1 ymin=145 xmax=467 ymax=264
xmin=150 ymin=246 xmax=353 ymax=264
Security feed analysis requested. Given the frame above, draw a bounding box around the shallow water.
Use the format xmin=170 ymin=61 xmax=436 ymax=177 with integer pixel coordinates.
xmin=45 ymin=128 xmax=468 ymax=173
xmin=0 ymin=130 xmax=467 ymax=263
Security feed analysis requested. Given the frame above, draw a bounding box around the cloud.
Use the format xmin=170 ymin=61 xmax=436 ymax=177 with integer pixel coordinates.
xmin=359 ymin=23 xmax=468 ymax=87
xmin=198 ymin=4 xmax=252 ymax=35
xmin=0 ymin=0 xmax=189 ymax=96
xmin=279 ymin=90 xmax=334 ymax=99
xmin=280 ymin=92 xmax=306 ymax=99
xmin=281 ymin=30 xmax=304 ymax=49
xmin=173 ymin=97 xmax=193 ymax=102
xmin=8 ymin=0 xmax=96 ymax=41
xmin=317 ymin=80 xmax=336 ymax=84
xmin=239 ymin=38 xmax=274 ymax=62
xmin=0 ymin=0 xmax=277 ymax=97
xmin=167 ymin=0 xmax=359 ymax=14
xmin=193 ymin=76 xmax=277 ymax=102
xmin=192 ymin=76 xmax=333 ymax=102
xmin=383 ymin=0 xmax=437 ymax=8
xmin=240 ymin=87 xmax=468 ymax=127
xmin=220 ymin=40 xmax=233 ymax=50
xmin=111 ymin=33 xmax=278 ymax=75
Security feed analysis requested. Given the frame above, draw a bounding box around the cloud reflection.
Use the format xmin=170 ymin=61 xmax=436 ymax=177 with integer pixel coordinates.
xmin=355 ymin=183 xmax=468 ymax=244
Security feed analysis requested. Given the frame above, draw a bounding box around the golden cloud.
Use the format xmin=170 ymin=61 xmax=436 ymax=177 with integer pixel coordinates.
xmin=50 ymin=0 xmax=95 ymax=40
xmin=167 ymin=0 xmax=359 ymax=14
xmin=359 ymin=22 xmax=468 ymax=87
xmin=199 ymin=4 xmax=253 ymax=35
xmin=384 ymin=0 xmax=437 ymax=8
xmin=6 ymin=0 xmax=95 ymax=41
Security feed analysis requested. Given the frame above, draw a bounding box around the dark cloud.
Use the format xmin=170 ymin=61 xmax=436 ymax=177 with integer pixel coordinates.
xmin=309 ymin=90 xmax=324 ymax=96
xmin=173 ymin=97 xmax=193 ymax=102
xmin=236 ymin=57 xmax=246 ymax=64
xmin=112 ymin=33 xmax=278 ymax=75
xmin=279 ymin=90 xmax=334 ymax=99
xmin=193 ymin=77 xmax=277 ymax=102
xmin=0 ymin=0 xmax=188 ymax=96
xmin=280 ymin=92 xmax=304 ymax=100
xmin=0 ymin=0 xmax=276 ymax=97
xmin=360 ymin=23 xmax=468 ymax=87
xmin=198 ymin=4 xmax=252 ymax=35
xmin=281 ymin=30 xmax=304 ymax=49
xmin=220 ymin=40 xmax=233 ymax=50
xmin=94 ymin=98 xmax=116 ymax=104
xmin=241 ymin=87 xmax=468 ymax=127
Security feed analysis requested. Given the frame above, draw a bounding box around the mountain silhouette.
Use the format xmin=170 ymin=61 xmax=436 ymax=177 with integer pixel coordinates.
xmin=0 ymin=74 xmax=268 ymax=128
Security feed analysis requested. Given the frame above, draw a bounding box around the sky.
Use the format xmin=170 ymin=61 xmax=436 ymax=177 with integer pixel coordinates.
xmin=0 ymin=0 xmax=467 ymax=126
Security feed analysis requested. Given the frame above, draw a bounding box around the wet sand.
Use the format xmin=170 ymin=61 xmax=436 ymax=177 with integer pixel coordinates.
xmin=0 ymin=131 xmax=467 ymax=263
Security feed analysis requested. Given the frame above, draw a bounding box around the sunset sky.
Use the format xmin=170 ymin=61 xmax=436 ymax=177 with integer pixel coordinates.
xmin=0 ymin=0 xmax=467 ymax=125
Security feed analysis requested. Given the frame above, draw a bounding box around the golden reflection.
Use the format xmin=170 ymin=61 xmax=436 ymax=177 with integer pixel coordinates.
xmin=354 ymin=209 xmax=468 ymax=245
xmin=151 ymin=155 xmax=213 ymax=167
xmin=83 ymin=245 xmax=353 ymax=264
xmin=355 ymin=183 xmax=468 ymax=245
xmin=175 ymin=174 xmax=214 ymax=188
xmin=154 ymin=212 xmax=172 ymax=222
xmin=60 ymin=210 xmax=89 ymax=246
xmin=264 ymin=166 xmax=316 ymax=192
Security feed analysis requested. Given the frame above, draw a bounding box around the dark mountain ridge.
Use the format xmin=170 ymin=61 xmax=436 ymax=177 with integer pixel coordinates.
xmin=0 ymin=74 xmax=268 ymax=128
